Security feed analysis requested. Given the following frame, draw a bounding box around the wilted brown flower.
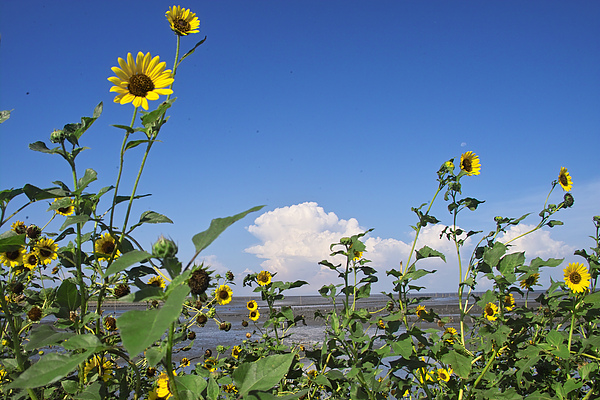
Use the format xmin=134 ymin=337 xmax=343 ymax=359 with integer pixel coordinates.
xmin=189 ymin=268 xmax=210 ymax=296
xmin=114 ymin=284 xmax=130 ymax=298
xmin=204 ymin=349 xmax=212 ymax=358
xmin=197 ymin=314 xmax=208 ymax=326
xmin=26 ymin=225 xmax=42 ymax=239
xmin=104 ymin=316 xmax=117 ymax=331
xmin=28 ymin=306 xmax=42 ymax=321
xmin=187 ymin=331 xmax=196 ymax=340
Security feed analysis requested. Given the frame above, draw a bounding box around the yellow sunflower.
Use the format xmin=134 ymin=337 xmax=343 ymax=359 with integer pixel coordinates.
xmin=563 ymin=262 xmax=591 ymax=293
xmin=84 ymin=355 xmax=113 ymax=382
xmin=460 ymin=151 xmax=481 ymax=176
xmin=149 ymin=371 xmax=176 ymax=399
xmin=0 ymin=247 xmax=25 ymax=268
xmin=353 ymin=251 xmax=363 ymax=261
xmin=94 ymin=233 xmax=121 ymax=262
xmin=204 ymin=358 xmax=217 ymax=372
xmin=215 ymin=284 xmax=233 ymax=305
xmin=179 ymin=357 xmax=190 ymax=368
xmin=148 ymin=276 xmax=166 ymax=289
xmin=246 ymin=300 xmax=258 ymax=311
xmin=444 ymin=327 xmax=457 ymax=343
xmin=11 ymin=220 xmax=27 ymax=235
xmin=223 ymin=384 xmax=238 ymax=393
xmin=249 ymin=309 xmax=260 ymax=321
xmin=484 ymin=302 xmax=498 ymax=321
xmin=415 ymin=305 xmax=427 ymax=319
xmin=503 ymin=293 xmax=515 ymax=311
xmin=23 ymin=252 xmax=39 ymax=271
xmin=52 ymin=198 xmax=75 ymax=217
xmin=436 ymin=368 xmax=452 ymax=382
xmin=520 ymin=272 xmax=540 ymax=290
xmin=108 ymin=52 xmax=174 ymax=110
xmin=35 ymin=238 xmax=58 ymax=265
xmin=166 ymin=6 xmax=200 ymax=36
xmin=232 ymin=345 xmax=241 ymax=359
xmin=558 ymin=167 xmax=573 ymax=192
xmin=256 ymin=270 xmax=272 ymax=286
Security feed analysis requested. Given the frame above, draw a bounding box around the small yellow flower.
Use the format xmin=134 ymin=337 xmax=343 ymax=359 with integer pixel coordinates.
xmin=108 ymin=52 xmax=174 ymax=110
xmin=148 ymin=276 xmax=166 ymax=290
xmin=94 ymin=233 xmax=121 ymax=262
xmin=204 ymin=357 xmax=217 ymax=372
xmin=520 ymin=272 xmax=540 ymax=290
xmin=52 ymin=198 xmax=75 ymax=217
xmin=84 ymin=355 xmax=113 ymax=382
xmin=216 ymin=285 xmax=233 ymax=305
xmin=151 ymin=371 xmax=176 ymax=399
xmin=223 ymin=383 xmax=238 ymax=393
xmin=415 ymin=305 xmax=427 ymax=319
xmin=232 ymin=346 xmax=241 ymax=359
xmin=35 ymin=238 xmax=58 ymax=265
xmin=257 ymin=270 xmax=272 ymax=286
xmin=377 ymin=319 xmax=385 ymax=329
xmin=460 ymin=151 xmax=481 ymax=176
xmin=484 ymin=302 xmax=498 ymax=321
xmin=246 ymin=300 xmax=258 ymax=311
xmin=563 ymin=262 xmax=591 ymax=293
xmin=166 ymin=6 xmax=200 ymax=36
xmin=1 ymin=247 xmax=25 ymax=268
xmin=307 ymin=369 xmax=318 ymax=379
xmin=443 ymin=327 xmax=457 ymax=343
xmin=180 ymin=357 xmax=190 ymax=368
xmin=23 ymin=252 xmax=39 ymax=271
xmin=558 ymin=167 xmax=573 ymax=192
xmin=249 ymin=309 xmax=260 ymax=321
xmin=353 ymin=251 xmax=363 ymax=261
xmin=416 ymin=367 xmax=433 ymax=384
xmin=11 ymin=220 xmax=27 ymax=234
xmin=436 ymin=368 xmax=452 ymax=382
xmin=503 ymin=293 xmax=515 ymax=311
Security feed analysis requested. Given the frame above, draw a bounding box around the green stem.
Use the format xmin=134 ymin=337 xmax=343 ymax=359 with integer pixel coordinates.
xmin=465 ymin=346 xmax=503 ymax=400
xmin=567 ymin=300 xmax=577 ymax=353
xmin=165 ymin=322 xmax=180 ymax=400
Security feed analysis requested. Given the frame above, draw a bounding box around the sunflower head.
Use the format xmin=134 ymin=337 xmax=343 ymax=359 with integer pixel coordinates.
xmin=563 ymin=262 xmax=591 ymax=293
xmin=558 ymin=167 xmax=573 ymax=192
xmin=114 ymin=283 xmax=131 ymax=298
xmin=246 ymin=300 xmax=258 ymax=311
xmin=11 ymin=221 xmax=27 ymax=235
xmin=148 ymin=276 xmax=166 ymax=290
xmin=223 ymin=384 xmax=238 ymax=394
xmin=180 ymin=357 xmax=190 ymax=368
xmin=460 ymin=151 xmax=481 ymax=176
xmin=27 ymin=306 xmax=42 ymax=322
xmin=35 ymin=238 xmax=59 ymax=265
xmin=108 ymin=52 xmax=174 ymax=110
xmin=94 ymin=233 xmax=121 ymax=262
xmin=215 ymin=284 xmax=233 ymax=305
xmin=23 ymin=252 xmax=39 ymax=271
xmin=436 ymin=368 xmax=452 ymax=382
xmin=249 ymin=309 xmax=260 ymax=321
xmin=444 ymin=327 xmax=457 ymax=343
xmin=104 ymin=316 xmax=117 ymax=331
xmin=484 ymin=302 xmax=498 ymax=321
xmin=256 ymin=270 xmax=272 ymax=286
xmin=232 ymin=346 xmax=241 ymax=359
xmin=189 ymin=265 xmax=212 ymax=296
xmin=520 ymin=272 xmax=540 ymax=290
xmin=204 ymin=357 xmax=217 ymax=372
xmin=503 ymin=293 xmax=515 ymax=311
xmin=166 ymin=6 xmax=200 ymax=36
xmin=155 ymin=372 xmax=175 ymax=398
xmin=1 ymin=247 xmax=25 ymax=268
xmin=415 ymin=305 xmax=427 ymax=319
xmin=51 ymin=198 xmax=75 ymax=217
xmin=84 ymin=356 xmax=113 ymax=383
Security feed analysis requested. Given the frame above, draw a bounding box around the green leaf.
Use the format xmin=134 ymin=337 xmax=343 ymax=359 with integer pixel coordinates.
xmin=62 ymin=334 xmax=103 ymax=350
xmin=76 ymin=169 xmax=97 ymax=193
xmin=415 ymin=245 xmax=446 ymax=262
xmin=0 ymin=187 xmax=23 ymax=204
xmin=0 ymin=233 xmax=26 ymax=252
xmin=103 ymin=250 xmax=152 ymax=278
xmin=29 ymin=141 xmax=61 ymax=154
xmin=25 ymin=324 xmax=75 ymax=350
xmin=582 ymin=290 xmax=600 ymax=305
xmin=129 ymin=211 xmax=174 ymax=231
xmin=579 ymin=361 xmax=598 ymax=380
xmin=498 ymin=252 xmax=525 ymax=276
xmin=0 ymin=109 xmax=13 ymax=123
xmin=246 ymin=390 xmax=309 ymax=400
xmin=7 ymin=350 xmax=94 ymax=389
xmin=112 ymin=124 xmax=135 ymax=134
xmin=206 ymin=376 xmax=219 ymax=400
xmin=233 ymin=353 xmax=295 ymax=397
xmin=125 ymin=139 xmax=158 ymax=151
xmin=441 ymin=350 xmax=471 ymax=379
xmin=391 ymin=336 xmax=413 ymax=358
xmin=22 ymin=184 xmax=69 ymax=201
xmin=118 ymin=284 xmax=189 ymax=356
xmin=174 ymin=375 xmax=207 ymax=398
xmin=178 ymin=36 xmax=207 ymax=66
xmin=144 ymin=346 xmax=165 ymax=368
xmin=73 ymin=382 xmax=102 ymax=400
xmin=192 ymin=205 xmax=265 ymax=254
xmin=545 ymin=330 xmax=564 ymax=348
xmin=60 ymin=214 xmax=90 ymax=231
xmin=483 ymin=242 xmax=507 ymax=268
xmin=56 ymin=279 xmax=80 ymax=310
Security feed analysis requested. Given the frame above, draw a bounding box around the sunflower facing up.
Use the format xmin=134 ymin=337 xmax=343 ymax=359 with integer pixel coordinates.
xmin=108 ymin=52 xmax=174 ymax=110
xmin=249 ymin=309 xmax=260 ymax=321
xmin=256 ymin=270 xmax=272 ymax=286
xmin=35 ymin=238 xmax=58 ymax=265
xmin=166 ymin=6 xmax=200 ymax=36
xmin=215 ymin=284 xmax=233 ymax=305
xmin=94 ymin=233 xmax=121 ymax=262
xmin=558 ymin=167 xmax=573 ymax=192
xmin=460 ymin=151 xmax=481 ymax=176
xmin=246 ymin=300 xmax=258 ymax=311
xmin=23 ymin=252 xmax=39 ymax=271
xmin=484 ymin=302 xmax=498 ymax=321
xmin=563 ymin=262 xmax=591 ymax=293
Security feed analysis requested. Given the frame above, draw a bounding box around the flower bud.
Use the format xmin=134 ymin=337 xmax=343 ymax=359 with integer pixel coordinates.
xmin=241 ymin=320 xmax=249 ymax=327
xmin=226 ymin=271 xmax=234 ymax=281
xmin=563 ymin=193 xmax=574 ymax=208
xmin=152 ymin=236 xmax=178 ymax=258
xmin=197 ymin=314 xmax=208 ymax=326
xmin=204 ymin=349 xmax=212 ymax=358
xmin=50 ymin=129 xmax=65 ymax=144
xmin=219 ymin=322 xmax=232 ymax=332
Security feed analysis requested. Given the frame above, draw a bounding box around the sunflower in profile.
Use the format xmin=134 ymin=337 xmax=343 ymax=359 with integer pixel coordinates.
xmin=436 ymin=368 xmax=452 ymax=382
xmin=246 ymin=300 xmax=258 ymax=311
xmin=223 ymin=384 xmax=238 ymax=394
xmin=443 ymin=327 xmax=458 ymax=343
xmin=52 ymin=198 xmax=75 ymax=217
xmin=232 ymin=346 xmax=241 ymax=359
xmin=0 ymin=247 xmax=25 ymax=268
xmin=35 ymin=238 xmax=58 ymax=265
xmin=203 ymin=358 xmax=217 ymax=372
xmin=415 ymin=305 xmax=427 ymax=319
xmin=563 ymin=262 xmax=591 ymax=293
xmin=249 ymin=309 xmax=260 ymax=321
xmin=558 ymin=167 xmax=573 ymax=192
xmin=484 ymin=302 xmax=498 ymax=321
xmin=23 ymin=252 xmax=39 ymax=271
xmin=11 ymin=220 xmax=27 ymax=235
xmin=94 ymin=233 xmax=121 ymax=262
xmin=166 ymin=6 xmax=200 ymax=36
xmin=108 ymin=52 xmax=174 ymax=110
xmin=84 ymin=355 xmax=113 ymax=383
xmin=149 ymin=371 xmax=176 ymax=400
xmin=520 ymin=273 xmax=540 ymax=290
xmin=148 ymin=276 xmax=166 ymax=290
xmin=503 ymin=293 xmax=515 ymax=311
xmin=256 ymin=270 xmax=272 ymax=286
xmin=215 ymin=284 xmax=233 ymax=305
xmin=180 ymin=357 xmax=190 ymax=368
xmin=460 ymin=151 xmax=481 ymax=176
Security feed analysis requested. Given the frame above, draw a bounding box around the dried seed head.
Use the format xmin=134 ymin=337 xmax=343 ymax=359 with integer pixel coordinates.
xmin=28 ymin=306 xmax=42 ymax=321
xmin=189 ymin=268 xmax=210 ymax=296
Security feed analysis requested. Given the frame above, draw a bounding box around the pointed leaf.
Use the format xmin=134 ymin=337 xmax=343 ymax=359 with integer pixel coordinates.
xmin=76 ymin=169 xmax=97 ymax=192
xmin=60 ymin=214 xmax=90 ymax=230
xmin=22 ymin=184 xmax=69 ymax=201
xmin=441 ymin=350 xmax=471 ymax=379
xmin=25 ymin=324 xmax=75 ymax=351
xmin=103 ymin=250 xmax=152 ymax=278
xmin=0 ymin=233 xmax=26 ymax=252
xmin=233 ymin=353 xmax=295 ymax=397
xmin=0 ymin=109 xmax=12 ymax=123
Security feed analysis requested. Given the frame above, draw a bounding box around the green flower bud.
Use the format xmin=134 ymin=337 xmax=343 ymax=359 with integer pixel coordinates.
xmin=152 ymin=235 xmax=178 ymax=258
xmin=563 ymin=193 xmax=574 ymax=208
xmin=207 ymin=308 xmax=216 ymax=318
xmin=50 ymin=129 xmax=65 ymax=144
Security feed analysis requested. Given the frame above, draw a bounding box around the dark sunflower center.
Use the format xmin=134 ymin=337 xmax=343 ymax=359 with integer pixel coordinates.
xmin=219 ymin=290 xmax=229 ymax=300
xmin=486 ymin=305 xmax=494 ymax=315
xmin=7 ymin=250 xmax=20 ymax=260
xmin=128 ymin=74 xmax=155 ymax=97
xmin=27 ymin=254 xmax=38 ymax=264
xmin=58 ymin=207 xmax=70 ymax=214
xmin=462 ymin=158 xmax=472 ymax=172
xmin=101 ymin=241 xmax=115 ymax=254
xmin=570 ymin=271 xmax=581 ymax=284
xmin=175 ymin=18 xmax=190 ymax=33
xmin=39 ymin=248 xmax=52 ymax=257
xmin=560 ymin=174 xmax=568 ymax=186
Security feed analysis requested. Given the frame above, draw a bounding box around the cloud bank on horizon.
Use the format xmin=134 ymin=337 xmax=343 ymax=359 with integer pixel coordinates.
xmin=242 ymin=202 xmax=574 ymax=294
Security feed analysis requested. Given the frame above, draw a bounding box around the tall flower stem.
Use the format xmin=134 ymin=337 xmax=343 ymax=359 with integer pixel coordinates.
xmin=165 ymin=322 xmax=180 ymax=400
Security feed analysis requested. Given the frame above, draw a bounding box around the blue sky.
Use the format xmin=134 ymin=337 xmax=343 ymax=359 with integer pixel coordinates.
xmin=1 ymin=1 xmax=599 ymax=295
